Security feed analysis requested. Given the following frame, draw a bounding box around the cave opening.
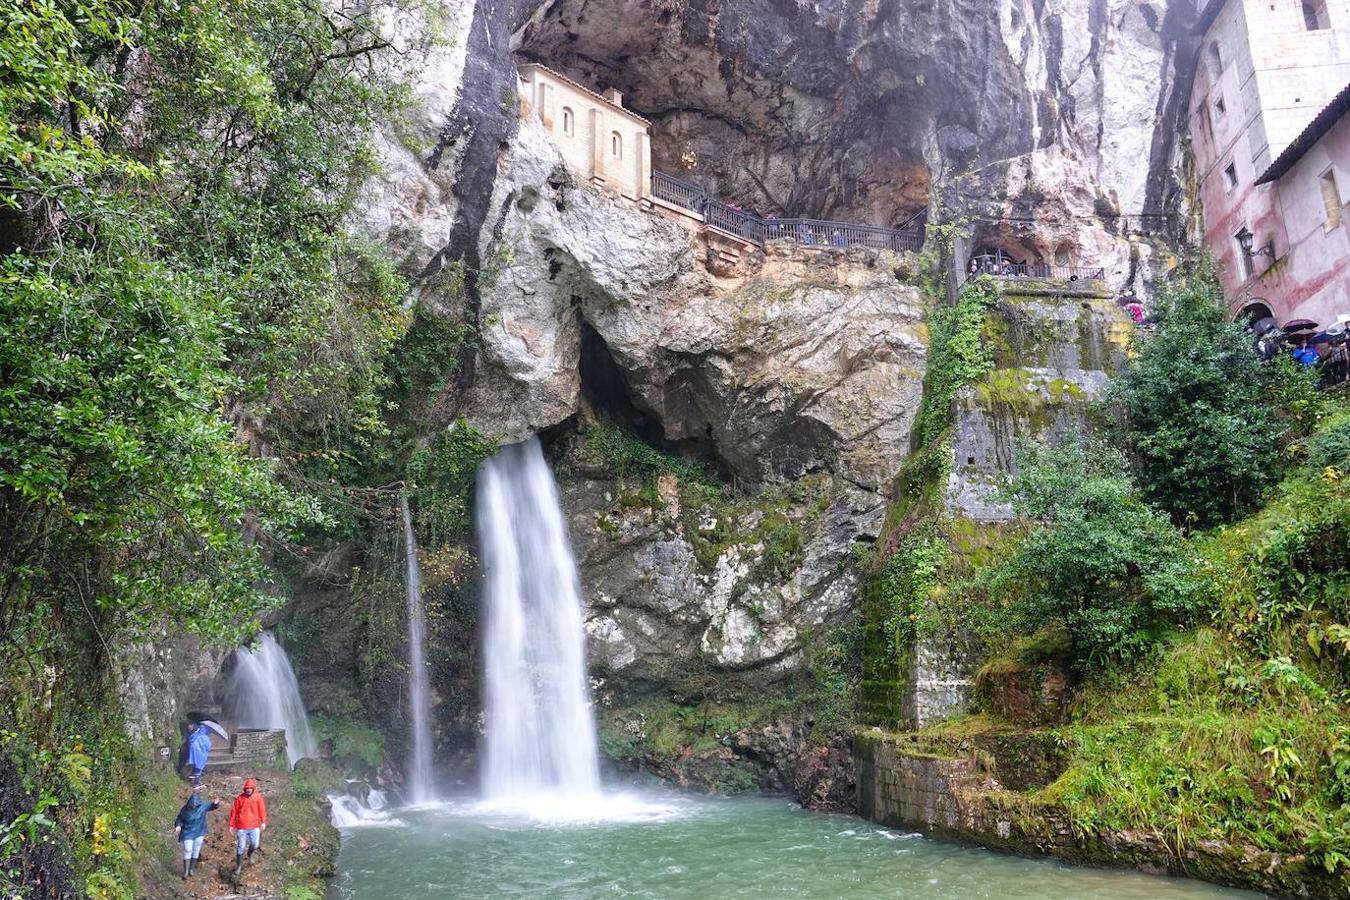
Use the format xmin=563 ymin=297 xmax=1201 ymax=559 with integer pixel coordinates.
xmin=578 ymin=321 xmax=658 ymax=442
xmin=574 ymin=321 xmax=734 ymax=482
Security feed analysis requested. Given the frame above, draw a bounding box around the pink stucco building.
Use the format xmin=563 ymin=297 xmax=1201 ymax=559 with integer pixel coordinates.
xmin=1189 ymin=0 xmax=1350 ymax=326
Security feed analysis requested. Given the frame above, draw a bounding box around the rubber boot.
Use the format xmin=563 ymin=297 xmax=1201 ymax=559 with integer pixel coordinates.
xmin=187 ymin=858 xmax=195 ymax=877
xmin=234 ymin=853 xmax=244 ymax=877
xmin=182 ymin=859 xmax=190 ymax=880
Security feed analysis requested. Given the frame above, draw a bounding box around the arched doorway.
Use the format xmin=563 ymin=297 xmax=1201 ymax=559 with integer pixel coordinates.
xmin=1237 ymin=299 xmax=1275 ymax=325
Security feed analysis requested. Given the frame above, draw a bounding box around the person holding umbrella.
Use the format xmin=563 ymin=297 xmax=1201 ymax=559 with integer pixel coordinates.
xmin=185 ymin=721 xmax=213 ymax=787
xmin=173 ymin=786 xmax=221 ymax=880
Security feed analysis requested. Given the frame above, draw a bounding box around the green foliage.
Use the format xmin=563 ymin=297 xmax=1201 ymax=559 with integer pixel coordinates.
xmin=1303 ymin=409 xmax=1350 ymax=472
xmin=873 ymin=531 xmax=948 ymax=658
xmin=983 ymin=438 xmax=1211 ymax=664
xmin=406 ymin=422 xmax=498 ymax=548
xmin=582 ymin=422 xmax=720 ymax=489
xmin=914 ymin=277 xmax=999 ymax=453
xmin=286 ymin=760 xmax=342 ymax=802
xmin=1107 ymin=260 xmax=1318 ymax=529
xmin=1 ymin=0 xmax=429 ymax=891
xmin=1052 ymin=631 xmax=1348 ymax=881
xmin=801 ymin=618 xmax=866 ymax=740
xmin=1202 ymin=412 xmax=1350 ymax=686
xmin=1 ymin=0 xmax=421 ymax=652
xmin=310 ymin=716 xmax=387 ymax=773
xmin=384 ymin=293 xmax=477 ymax=421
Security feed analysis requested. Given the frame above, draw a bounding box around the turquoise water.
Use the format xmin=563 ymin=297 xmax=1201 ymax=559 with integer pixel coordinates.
xmin=329 ymin=792 xmax=1261 ymax=899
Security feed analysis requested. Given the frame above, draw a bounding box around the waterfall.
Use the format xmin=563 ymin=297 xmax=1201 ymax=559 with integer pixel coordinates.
xmin=477 ymin=438 xmax=601 ymax=801
xmin=223 ymin=632 xmax=316 ymax=767
xmin=400 ymin=494 xmax=435 ymax=804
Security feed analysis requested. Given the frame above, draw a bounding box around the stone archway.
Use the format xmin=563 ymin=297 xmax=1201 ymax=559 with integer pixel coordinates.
xmin=1237 ymin=299 xmax=1275 ymax=326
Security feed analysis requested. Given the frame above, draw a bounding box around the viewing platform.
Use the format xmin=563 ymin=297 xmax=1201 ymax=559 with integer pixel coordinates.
xmin=650 ymin=170 xmax=925 ymax=254
xmin=965 ymin=257 xmax=1111 ymax=299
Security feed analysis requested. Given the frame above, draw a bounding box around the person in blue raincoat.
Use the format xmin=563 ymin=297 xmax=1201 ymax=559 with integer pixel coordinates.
xmin=173 ymin=787 xmax=221 ymax=880
xmin=186 ymin=722 xmax=212 ymax=787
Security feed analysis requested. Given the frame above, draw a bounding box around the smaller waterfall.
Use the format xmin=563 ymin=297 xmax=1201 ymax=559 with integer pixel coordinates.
xmin=223 ymin=632 xmax=316 ymax=767
xmin=400 ymin=494 xmax=435 ymax=804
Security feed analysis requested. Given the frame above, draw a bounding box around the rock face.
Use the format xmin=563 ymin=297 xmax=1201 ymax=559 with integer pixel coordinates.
xmin=462 ymin=118 xmax=928 ymax=489
xmin=343 ymin=0 xmax=1201 ymax=806
xmin=559 ymin=460 xmax=883 ymax=688
xmin=516 ymin=0 xmax=1203 ymax=294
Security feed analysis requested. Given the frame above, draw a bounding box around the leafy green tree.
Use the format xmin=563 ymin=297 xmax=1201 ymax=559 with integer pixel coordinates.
xmin=1 ymin=0 xmax=422 ymax=656
xmin=1107 ymin=261 xmax=1315 ymax=529
xmin=986 ymin=438 xmax=1211 ymax=664
xmin=0 ymin=2 xmax=429 ymax=890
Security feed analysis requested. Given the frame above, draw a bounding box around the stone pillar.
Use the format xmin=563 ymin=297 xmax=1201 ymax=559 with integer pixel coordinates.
xmin=589 ymin=107 xmax=606 ymax=186
xmin=634 ymin=128 xmax=651 ymax=204
xmin=538 ymin=81 xmax=555 ymax=132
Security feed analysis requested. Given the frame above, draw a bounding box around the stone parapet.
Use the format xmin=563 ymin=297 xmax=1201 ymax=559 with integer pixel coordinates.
xmin=205 ymin=728 xmax=287 ymax=772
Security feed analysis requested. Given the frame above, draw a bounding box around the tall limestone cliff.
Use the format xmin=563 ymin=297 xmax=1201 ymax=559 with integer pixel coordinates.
xmin=322 ymin=0 xmax=1203 ymax=797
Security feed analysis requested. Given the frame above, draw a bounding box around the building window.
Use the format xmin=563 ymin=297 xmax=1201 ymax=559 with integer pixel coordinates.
xmin=1302 ymin=0 xmax=1329 ymax=30
xmin=1323 ymin=168 xmax=1344 ymax=228
xmin=1223 ymin=162 xmax=1238 ymax=192
xmin=1198 ymin=102 xmax=1214 ymax=139
xmin=611 ymin=131 xmax=622 ymax=158
xmin=1206 ymin=42 xmax=1222 ymax=78
xmin=561 ymin=107 xmax=574 ymax=136
xmin=1214 ymin=96 xmax=1226 ymax=118
xmin=1234 ymin=227 xmax=1255 ymax=279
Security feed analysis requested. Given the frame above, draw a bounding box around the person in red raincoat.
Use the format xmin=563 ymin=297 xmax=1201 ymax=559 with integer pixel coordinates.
xmin=228 ymin=778 xmax=267 ymax=875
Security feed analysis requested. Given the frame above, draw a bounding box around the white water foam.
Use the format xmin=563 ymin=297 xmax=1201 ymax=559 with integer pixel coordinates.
xmin=329 ymin=791 xmax=404 ymax=829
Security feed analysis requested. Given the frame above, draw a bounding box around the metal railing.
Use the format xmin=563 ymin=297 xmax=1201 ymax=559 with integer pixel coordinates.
xmin=651 ymin=170 xmax=707 ymax=212
xmin=651 ymin=170 xmax=924 ymax=254
xmin=969 ymin=261 xmax=1106 ymax=281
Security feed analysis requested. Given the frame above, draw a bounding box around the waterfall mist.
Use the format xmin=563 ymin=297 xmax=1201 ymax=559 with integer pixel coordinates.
xmin=400 ymin=494 xmax=435 ymax=804
xmin=223 ymin=632 xmax=316 ymax=767
xmin=477 ymin=438 xmax=601 ymax=801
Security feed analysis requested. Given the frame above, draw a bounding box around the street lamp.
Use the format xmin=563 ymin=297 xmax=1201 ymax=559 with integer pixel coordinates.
xmin=1236 ymin=228 xmax=1274 ymax=258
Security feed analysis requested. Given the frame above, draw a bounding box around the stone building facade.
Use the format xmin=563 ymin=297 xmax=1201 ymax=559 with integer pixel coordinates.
xmin=1189 ymin=0 xmax=1350 ymax=324
xmin=516 ymin=62 xmax=652 ymax=202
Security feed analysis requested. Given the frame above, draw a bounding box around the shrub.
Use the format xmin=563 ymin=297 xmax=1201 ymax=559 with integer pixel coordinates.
xmin=310 ymin=717 xmax=386 ymax=772
xmin=1107 ymin=260 xmax=1317 ymax=529
xmin=406 ymin=422 xmax=498 ymax=547
xmin=984 ymin=437 xmax=1211 ymax=664
xmin=582 ymin=423 xmax=718 ymax=487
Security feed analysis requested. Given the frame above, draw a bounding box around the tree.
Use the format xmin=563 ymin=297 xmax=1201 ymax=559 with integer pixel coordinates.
xmin=986 ymin=438 xmax=1209 ymax=664
xmin=1107 ymin=261 xmax=1314 ymax=529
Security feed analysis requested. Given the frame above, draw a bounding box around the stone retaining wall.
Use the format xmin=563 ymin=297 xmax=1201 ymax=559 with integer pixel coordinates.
xmin=205 ymin=729 xmax=287 ymax=771
xmin=854 ymin=727 xmax=1339 ymax=897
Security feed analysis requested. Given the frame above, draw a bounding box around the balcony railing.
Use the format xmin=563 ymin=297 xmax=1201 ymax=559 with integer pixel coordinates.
xmin=969 ymin=260 xmax=1106 ymax=282
xmin=651 ymin=170 xmax=924 ymax=254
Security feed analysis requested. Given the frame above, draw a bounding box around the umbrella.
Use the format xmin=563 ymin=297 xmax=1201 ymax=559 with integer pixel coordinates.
xmin=1251 ymin=316 xmax=1278 ymax=336
xmin=187 ymin=711 xmax=230 ymax=741
xmin=1310 ymin=331 xmax=1335 ymax=346
xmin=1282 ymin=318 xmax=1319 ymax=333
